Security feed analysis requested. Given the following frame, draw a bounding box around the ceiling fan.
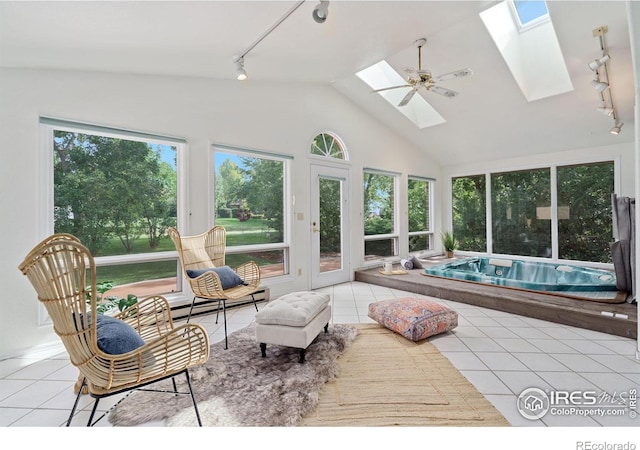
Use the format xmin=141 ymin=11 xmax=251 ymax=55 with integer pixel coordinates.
xmin=374 ymin=38 xmax=473 ymax=107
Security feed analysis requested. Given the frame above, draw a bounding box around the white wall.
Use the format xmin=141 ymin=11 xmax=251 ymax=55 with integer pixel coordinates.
xmin=0 ymin=68 xmax=438 ymax=358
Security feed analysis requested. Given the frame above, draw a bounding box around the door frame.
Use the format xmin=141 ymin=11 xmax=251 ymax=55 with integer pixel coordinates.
xmin=309 ymin=162 xmax=352 ymax=289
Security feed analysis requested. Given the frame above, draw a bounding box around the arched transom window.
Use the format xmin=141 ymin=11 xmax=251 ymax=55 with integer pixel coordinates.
xmin=310 ymin=132 xmax=348 ymax=160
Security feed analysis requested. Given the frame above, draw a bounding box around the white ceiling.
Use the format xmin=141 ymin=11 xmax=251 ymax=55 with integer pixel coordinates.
xmin=0 ymin=1 xmax=635 ymax=166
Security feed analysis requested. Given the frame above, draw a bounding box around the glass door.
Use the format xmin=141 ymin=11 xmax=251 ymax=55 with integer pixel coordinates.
xmin=310 ymin=164 xmax=350 ymax=289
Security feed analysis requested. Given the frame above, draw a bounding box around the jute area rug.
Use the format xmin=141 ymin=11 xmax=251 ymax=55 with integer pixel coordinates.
xmin=108 ymin=323 xmax=357 ymax=426
xmin=299 ymin=323 xmax=510 ymax=427
xmin=108 ymin=322 xmax=509 ymax=427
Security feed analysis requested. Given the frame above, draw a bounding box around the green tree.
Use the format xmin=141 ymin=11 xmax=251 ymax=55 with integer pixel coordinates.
xmin=241 ymin=157 xmax=284 ymax=241
xmin=54 ymin=132 xmax=175 ymax=255
xmin=216 ymin=159 xmax=244 ymax=215
xmin=452 ymin=175 xmax=486 ymax=252
xmin=319 ymin=177 xmax=341 ymax=253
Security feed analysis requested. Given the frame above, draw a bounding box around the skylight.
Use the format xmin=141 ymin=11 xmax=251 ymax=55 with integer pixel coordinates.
xmin=480 ymin=0 xmax=573 ymax=102
xmin=356 ymin=60 xmax=446 ymax=129
xmin=512 ymin=0 xmax=549 ymax=29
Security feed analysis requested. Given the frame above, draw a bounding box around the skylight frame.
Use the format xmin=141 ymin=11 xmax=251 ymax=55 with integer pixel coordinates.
xmin=480 ymin=0 xmax=573 ymax=102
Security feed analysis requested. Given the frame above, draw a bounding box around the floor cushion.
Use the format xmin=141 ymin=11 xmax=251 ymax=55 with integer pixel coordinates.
xmin=368 ymin=297 xmax=458 ymax=341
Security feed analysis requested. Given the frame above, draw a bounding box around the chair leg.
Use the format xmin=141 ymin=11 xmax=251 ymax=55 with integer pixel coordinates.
xmin=184 ymin=369 xmax=202 ymax=427
xmin=67 ymin=376 xmax=87 ymax=426
xmin=251 ymin=293 xmax=259 ymax=312
xmin=222 ymin=300 xmax=228 ymax=350
xmin=87 ymin=398 xmax=101 ymax=426
xmin=186 ymin=296 xmax=196 ymax=323
xmin=215 ymin=299 xmax=222 ymax=324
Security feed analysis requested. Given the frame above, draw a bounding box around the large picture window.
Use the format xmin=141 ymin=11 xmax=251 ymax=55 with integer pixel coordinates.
xmin=451 ymin=160 xmax=615 ymax=263
xmin=408 ymin=176 xmax=434 ymax=253
xmin=214 ymin=146 xmax=290 ymax=278
xmin=491 ymin=168 xmax=551 ymax=257
xmin=44 ymin=118 xmax=183 ymax=299
xmin=452 ymin=174 xmax=487 ymax=252
xmin=364 ymin=169 xmax=398 ymax=260
xmin=557 ymin=161 xmax=614 ymax=263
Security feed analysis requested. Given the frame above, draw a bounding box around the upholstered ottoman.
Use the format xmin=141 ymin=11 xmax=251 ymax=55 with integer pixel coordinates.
xmin=255 ymin=291 xmax=331 ymax=363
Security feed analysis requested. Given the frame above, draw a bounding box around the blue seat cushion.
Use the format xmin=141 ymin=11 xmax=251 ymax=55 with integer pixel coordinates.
xmin=186 ymin=265 xmax=246 ymax=289
xmin=96 ymin=314 xmax=146 ymax=354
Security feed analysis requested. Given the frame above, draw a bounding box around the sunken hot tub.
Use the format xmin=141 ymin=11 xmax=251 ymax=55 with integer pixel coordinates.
xmin=423 ymin=257 xmax=617 ymax=293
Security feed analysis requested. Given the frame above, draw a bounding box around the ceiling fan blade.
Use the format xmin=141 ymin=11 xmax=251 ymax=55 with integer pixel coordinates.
xmin=373 ymin=84 xmax=411 ymax=93
xmin=398 ymin=88 xmax=417 ymax=107
xmin=435 ymin=68 xmax=473 ymax=82
xmin=428 ymin=85 xmax=459 ymax=98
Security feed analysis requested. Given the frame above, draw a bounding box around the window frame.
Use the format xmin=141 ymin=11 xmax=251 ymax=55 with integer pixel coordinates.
xmin=407 ymin=175 xmax=435 ymax=254
xmin=363 ymin=168 xmax=400 ymax=263
xmin=212 ymin=144 xmax=293 ymax=282
xmin=39 ymin=118 xmax=188 ymax=324
xmin=449 ymin=157 xmax=619 ymax=268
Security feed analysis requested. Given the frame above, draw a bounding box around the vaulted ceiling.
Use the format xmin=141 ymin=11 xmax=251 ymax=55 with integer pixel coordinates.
xmin=0 ymin=1 xmax=635 ymax=166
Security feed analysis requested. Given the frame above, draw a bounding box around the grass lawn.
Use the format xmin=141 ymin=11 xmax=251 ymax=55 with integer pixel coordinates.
xmin=93 ymin=219 xmax=281 ymax=286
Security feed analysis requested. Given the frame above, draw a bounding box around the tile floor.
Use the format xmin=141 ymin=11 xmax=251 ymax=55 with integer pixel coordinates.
xmin=1 ymin=281 xmax=639 ymax=430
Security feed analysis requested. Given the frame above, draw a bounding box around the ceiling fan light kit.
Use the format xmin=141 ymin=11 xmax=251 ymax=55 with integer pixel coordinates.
xmin=372 ymin=37 xmax=472 ymax=107
xmin=589 ymin=25 xmax=621 ymax=135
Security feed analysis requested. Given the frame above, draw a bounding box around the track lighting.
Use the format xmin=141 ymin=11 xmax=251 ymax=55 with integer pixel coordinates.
xmin=589 ymin=25 xmax=622 ymax=135
xmin=312 ymin=1 xmax=329 ymax=23
xmin=588 ymin=54 xmax=610 ymax=71
xmin=235 ymin=58 xmax=247 ymax=81
xmin=591 ymin=79 xmax=609 ymax=92
xmin=597 ymin=105 xmax=614 ymax=116
xmin=610 ymin=123 xmax=623 ymax=135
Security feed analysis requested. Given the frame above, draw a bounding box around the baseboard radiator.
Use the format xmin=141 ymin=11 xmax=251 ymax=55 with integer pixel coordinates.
xmin=170 ymin=288 xmax=270 ymax=320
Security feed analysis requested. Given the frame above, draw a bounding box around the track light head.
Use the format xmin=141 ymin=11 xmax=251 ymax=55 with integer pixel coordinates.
xmin=610 ymin=122 xmax=623 ymax=135
xmin=312 ymin=1 xmax=329 ymax=23
xmin=591 ymin=79 xmax=609 ymax=92
xmin=588 ymin=54 xmax=610 ymax=71
xmin=235 ymin=58 xmax=247 ymax=81
xmin=597 ymin=106 xmax=614 ymax=116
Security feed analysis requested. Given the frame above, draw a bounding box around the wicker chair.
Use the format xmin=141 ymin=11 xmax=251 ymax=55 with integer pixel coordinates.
xmin=18 ymin=234 xmax=210 ymax=426
xmin=168 ymin=226 xmax=261 ymax=349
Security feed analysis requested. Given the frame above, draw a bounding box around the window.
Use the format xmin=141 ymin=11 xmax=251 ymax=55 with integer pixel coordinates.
xmin=364 ymin=169 xmax=398 ymax=260
xmin=557 ymin=162 xmax=614 ymax=263
xmin=43 ymin=118 xmax=183 ymax=299
xmin=452 ymin=174 xmax=487 ymax=252
xmin=480 ymin=0 xmax=572 ymax=102
xmin=408 ymin=176 xmax=434 ymax=253
xmin=511 ymin=0 xmax=549 ymax=29
xmin=214 ymin=146 xmax=290 ymax=278
xmin=491 ymin=168 xmax=551 ymax=257
xmin=310 ymin=132 xmax=348 ymax=160
xmin=451 ymin=160 xmax=615 ymax=263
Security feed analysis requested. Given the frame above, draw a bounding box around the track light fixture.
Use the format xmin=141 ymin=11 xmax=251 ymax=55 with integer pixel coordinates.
xmin=591 ymin=79 xmax=609 ymax=92
xmin=588 ymin=54 xmax=610 ymax=71
xmin=610 ymin=123 xmax=623 ymax=135
xmin=312 ymin=1 xmax=329 ymax=23
xmin=589 ymin=26 xmax=621 ymax=135
xmin=597 ymin=105 xmax=614 ymax=116
xmin=235 ymin=58 xmax=247 ymax=81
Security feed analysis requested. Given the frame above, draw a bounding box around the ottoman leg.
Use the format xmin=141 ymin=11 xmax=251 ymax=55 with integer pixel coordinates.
xmin=298 ymin=348 xmax=306 ymax=364
xmin=324 ymin=323 xmax=329 ymax=333
xmin=260 ymin=342 xmax=267 ymax=358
